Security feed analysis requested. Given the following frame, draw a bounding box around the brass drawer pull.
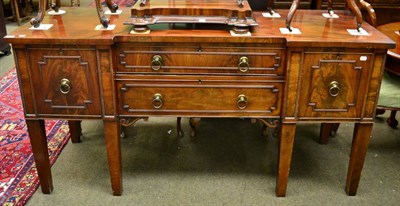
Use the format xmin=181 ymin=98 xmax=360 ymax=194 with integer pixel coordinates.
xmin=60 ymin=78 xmax=71 ymax=94
xmin=329 ymin=81 xmax=340 ymax=97
xmin=152 ymin=93 xmax=163 ymax=109
xmin=237 ymin=94 xmax=248 ymax=109
xmin=151 ymin=55 xmax=163 ymax=71
xmin=238 ymin=56 xmax=249 ymax=73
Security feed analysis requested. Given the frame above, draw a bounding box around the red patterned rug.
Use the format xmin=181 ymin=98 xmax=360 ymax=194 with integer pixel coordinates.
xmin=0 ymin=69 xmax=70 ymax=206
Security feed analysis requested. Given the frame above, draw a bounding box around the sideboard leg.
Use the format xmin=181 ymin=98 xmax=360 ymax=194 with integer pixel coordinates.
xmin=26 ymin=119 xmax=53 ymax=194
xmin=104 ymin=119 xmax=123 ymax=196
xmin=345 ymin=123 xmax=373 ymax=196
xmin=68 ymin=120 xmax=82 ymax=143
xmin=276 ymin=123 xmax=296 ymax=197
xmin=319 ymin=123 xmax=332 ymax=144
xmin=319 ymin=123 xmax=339 ymax=144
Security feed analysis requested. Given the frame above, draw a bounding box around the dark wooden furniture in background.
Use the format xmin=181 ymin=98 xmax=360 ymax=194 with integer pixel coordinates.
xmin=379 ymin=22 xmax=400 ymax=77
xmin=0 ymin=0 xmax=11 ymax=56
xmin=313 ymin=0 xmax=400 ymax=26
xmin=8 ymin=0 xmax=34 ymax=26
xmin=5 ymin=6 xmax=395 ymax=198
xmin=370 ymin=22 xmax=399 ymax=128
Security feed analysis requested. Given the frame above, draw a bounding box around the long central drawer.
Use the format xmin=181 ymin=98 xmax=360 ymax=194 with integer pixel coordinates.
xmin=116 ymin=75 xmax=283 ymax=117
xmin=116 ymin=43 xmax=285 ymax=76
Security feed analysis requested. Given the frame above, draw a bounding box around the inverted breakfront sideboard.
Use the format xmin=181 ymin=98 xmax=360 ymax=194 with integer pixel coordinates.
xmin=5 ymin=5 xmax=395 ymax=197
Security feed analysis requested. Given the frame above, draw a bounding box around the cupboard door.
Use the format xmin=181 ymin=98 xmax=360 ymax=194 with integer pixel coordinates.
xmin=28 ymin=47 xmax=101 ymax=117
xmin=298 ymin=52 xmax=372 ymax=120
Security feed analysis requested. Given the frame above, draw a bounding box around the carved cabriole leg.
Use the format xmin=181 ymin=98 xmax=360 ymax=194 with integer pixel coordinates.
xmin=357 ymin=0 xmax=377 ymax=27
xmin=26 ymin=119 xmax=53 ymax=194
xmin=177 ymin=117 xmax=184 ymax=137
xmin=105 ymin=0 xmax=119 ymax=13
xmin=375 ymin=108 xmax=385 ymax=116
xmin=30 ymin=0 xmax=47 ymax=27
xmin=104 ymin=119 xmax=122 ymax=196
xmin=267 ymin=0 xmax=275 ymax=15
xmin=189 ymin=117 xmax=201 ymax=137
xmin=94 ymin=0 xmax=109 ymax=28
xmin=346 ymin=0 xmax=363 ymax=31
xmin=345 ymin=123 xmax=373 ymax=196
xmin=327 ymin=0 xmax=333 ymax=14
xmin=276 ymin=123 xmax=296 ymax=197
xmin=50 ymin=0 xmax=61 ymax=13
xmin=387 ymin=110 xmax=398 ymax=128
xmin=286 ymin=0 xmax=300 ymax=32
xmin=68 ymin=120 xmax=82 ymax=143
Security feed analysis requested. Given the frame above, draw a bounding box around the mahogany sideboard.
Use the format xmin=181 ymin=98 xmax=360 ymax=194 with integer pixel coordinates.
xmin=5 ymin=7 xmax=395 ymax=197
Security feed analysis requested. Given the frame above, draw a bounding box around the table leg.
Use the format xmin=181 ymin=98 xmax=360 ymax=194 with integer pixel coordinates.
xmin=319 ymin=123 xmax=340 ymax=144
xmin=276 ymin=123 xmax=296 ymax=197
xmin=345 ymin=123 xmax=373 ymax=196
xmin=103 ymin=119 xmax=122 ymax=196
xmin=26 ymin=119 xmax=53 ymax=194
xmin=68 ymin=120 xmax=82 ymax=143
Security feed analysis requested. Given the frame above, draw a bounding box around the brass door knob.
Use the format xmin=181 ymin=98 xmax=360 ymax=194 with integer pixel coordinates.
xmin=238 ymin=56 xmax=249 ymax=73
xmin=152 ymin=93 xmax=163 ymax=109
xmin=60 ymin=78 xmax=71 ymax=94
xmin=237 ymin=94 xmax=248 ymax=109
xmin=151 ymin=55 xmax=163 ymax=71
xmin=329 ymin=81 xmax=340 ymax=97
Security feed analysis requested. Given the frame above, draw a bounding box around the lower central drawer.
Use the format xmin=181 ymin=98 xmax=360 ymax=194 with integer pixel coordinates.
xmin=117 ymin=79 xmax=283 ymax=117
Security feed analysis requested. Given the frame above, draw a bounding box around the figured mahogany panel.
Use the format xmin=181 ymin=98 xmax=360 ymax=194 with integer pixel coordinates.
xmin=117 ymin=43 xmax=285 ymax=76
xmin=117 ymin=76 xmax=283 ymax=117
xmin=298 ymin=51 xmax=372 ymax=119
xmin=27 ymin=46 xmax=101 ymax=117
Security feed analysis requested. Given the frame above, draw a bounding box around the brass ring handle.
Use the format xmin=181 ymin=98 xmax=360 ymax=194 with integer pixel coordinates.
xmin=152 ymin=93 xmax=163 ymax=109
xmin=238 ymin=56 xmax=249 ymax=73
xmin=151 ymin=55 xmax=163 ymax=71
xmin=329 ymin=81 xmax=340 ymax=97
xmin=237 ymin=94 xmax=248 ymax=110
xmin=60 ymin=78 xmax=71 ymax=94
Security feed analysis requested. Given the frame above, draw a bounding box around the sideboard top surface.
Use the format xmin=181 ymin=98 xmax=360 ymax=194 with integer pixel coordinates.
xmin=4 ymin=7 xmax=395 ymax=48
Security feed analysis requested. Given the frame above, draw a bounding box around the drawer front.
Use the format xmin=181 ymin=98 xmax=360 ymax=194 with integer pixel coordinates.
xmin=298 ymin=52 xmax=372 ymax=119
xmin=28 ymin=47 xmax=101 ymax=117
xmin=117 ymin=78 xmax=283 ymax=117
xmin=116 ymin=44 xmax=285 ymax=76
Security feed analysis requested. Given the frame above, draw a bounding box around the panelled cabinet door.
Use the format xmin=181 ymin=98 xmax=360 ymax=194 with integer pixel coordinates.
xmin=27 ymin=47 xmax=101 ymax=117
xmin=298 ymin=51 xmax=372 ymax=120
